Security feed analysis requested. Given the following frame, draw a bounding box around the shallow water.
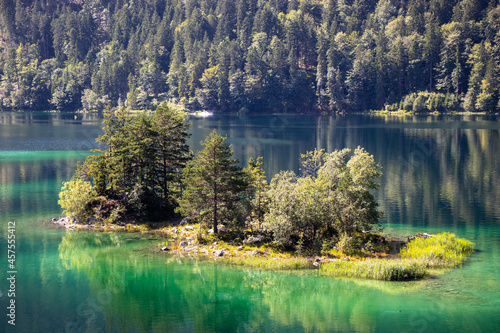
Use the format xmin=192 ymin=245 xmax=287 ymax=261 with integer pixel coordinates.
xmin=1 ymin=112 xmax=499 ymax=332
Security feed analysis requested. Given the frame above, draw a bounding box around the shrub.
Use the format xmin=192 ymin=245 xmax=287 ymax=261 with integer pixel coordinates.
xmin=58 ymin=177 xmax=93 ymax=221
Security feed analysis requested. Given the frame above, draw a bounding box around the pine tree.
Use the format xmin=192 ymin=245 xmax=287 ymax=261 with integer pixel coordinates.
xmin=152 ymin=102 xmax=191 ymax=209
xmin=179 ymin=130 xmax=246 ymax=233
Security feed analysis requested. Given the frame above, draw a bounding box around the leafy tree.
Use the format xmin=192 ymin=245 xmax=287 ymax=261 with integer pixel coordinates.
xmin=242 ymin=157 xmax=268 ymax=228
xmin=58 ymin=176 xmax=93 ymax=221
xmin=264 ymin=147 xmax=382 ymax=249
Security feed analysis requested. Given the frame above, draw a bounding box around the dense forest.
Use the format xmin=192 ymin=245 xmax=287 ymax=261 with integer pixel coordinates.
xmin=1 ymin=0 xmax=499 ymax=113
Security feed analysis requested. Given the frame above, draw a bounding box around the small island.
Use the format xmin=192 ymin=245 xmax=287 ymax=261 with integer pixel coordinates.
xmin=55 ymin=102 xmax=475 ymax=281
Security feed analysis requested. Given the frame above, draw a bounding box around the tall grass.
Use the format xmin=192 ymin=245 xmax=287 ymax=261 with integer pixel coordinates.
xmin=400 ymin=232 xmax=475 ymax=268
xmin=320 ymin=259 xmax=426 ymax=281
xmin=223 ymin=256 xmax=311 ymax=270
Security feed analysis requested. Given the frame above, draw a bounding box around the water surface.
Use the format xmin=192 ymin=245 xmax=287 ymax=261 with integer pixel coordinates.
xmin=1 ymin=112 xmax=499 ymax=332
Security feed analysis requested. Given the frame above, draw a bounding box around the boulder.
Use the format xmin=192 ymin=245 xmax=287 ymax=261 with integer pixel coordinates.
xmin=243 ymin=236 xmax=263 ymax=244
xmin=313 ymin=262 xmax=320 ymax=267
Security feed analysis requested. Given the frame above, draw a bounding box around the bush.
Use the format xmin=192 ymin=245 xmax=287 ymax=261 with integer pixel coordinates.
xmin=58 ymin=177 xmax=93 ymax=221
xmin=336 ymin=233 xmax=355 ymax=255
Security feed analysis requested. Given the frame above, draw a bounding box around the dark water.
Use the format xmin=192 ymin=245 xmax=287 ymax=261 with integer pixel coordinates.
xmin=1 ymin=112 xmax=499 ymax=332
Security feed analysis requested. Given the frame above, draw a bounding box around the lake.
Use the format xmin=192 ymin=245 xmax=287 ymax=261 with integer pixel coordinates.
xmin=1 ymin=112 xmax=499 ymax=332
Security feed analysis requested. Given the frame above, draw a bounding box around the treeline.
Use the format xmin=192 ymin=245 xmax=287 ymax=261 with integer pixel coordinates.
xmin=59 ymin=103 xmax=383 ymax=251
xmin=1 ymin=0 xmax=500 ymax=113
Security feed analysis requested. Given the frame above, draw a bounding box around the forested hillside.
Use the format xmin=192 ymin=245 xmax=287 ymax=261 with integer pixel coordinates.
xmin=0 ymin=0 xmax=499 ymax=113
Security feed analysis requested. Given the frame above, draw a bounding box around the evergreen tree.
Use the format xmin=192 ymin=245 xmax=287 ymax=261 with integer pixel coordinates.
xmin=179 ymin=130 xmax=247 ymax=233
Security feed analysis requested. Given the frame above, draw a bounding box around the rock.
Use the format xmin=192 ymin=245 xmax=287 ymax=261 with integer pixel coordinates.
xmin=161 ymin=247 xmax=170 ymax=251
xmin=243 ymin=235 xmax=263 ymax=244
xmin=185 ymin=226 xmax=194 ymax=231
xmin=238 ymin=246 xmax=243 ymax=251
xmin=315 ymin=258 xmax=321 ymax=262
xmin=179 ymin=219 xmax=188 ymax=225
xmin=251 ymin=249 xmax=263 ymax=255
xmin=408 ymin=232 xmax=435 ymax=241
xmin=313 ymin=262 xmax=320 ymax=267
xmin=216 ymin=249 xmax=224 ymax=257
xmin=172 ymin=227 xmax=178 ymax=233
xmin=179 ymin=241 xmax=189 ymax=248
xmin=208 ymin=229 xmax=214 ymax=234
xmin=217 ymin=224 xmax=226 ymax=232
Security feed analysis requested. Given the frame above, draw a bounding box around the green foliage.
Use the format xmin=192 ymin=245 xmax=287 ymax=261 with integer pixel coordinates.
xmin=400 ymin=233 xmax=475 ymax=268
xmin=178 ymin=130 xmax=247 ymax=232
xmin=320 ymin=259 xmax=427 ymax=281
xmin=224 ymin=255 xmax=311 ymax=271
xmin=336 ymin=233 xmax=355 ymax=255
xmin=263 ymin=147 xmax=382 ymax=249
xmin=60 ymin=102 xmax=191 ymax=221
xmin=3 ymin=0 xmax=500 ymax=113
xmin=58 ymin=176 xmax=93 ymax=221
xmin=242 ymin=157 xmax=269 ymax=229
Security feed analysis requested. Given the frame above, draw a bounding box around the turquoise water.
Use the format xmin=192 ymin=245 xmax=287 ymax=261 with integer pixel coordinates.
xmin=1 ymin=112 xmax=499 ymax=332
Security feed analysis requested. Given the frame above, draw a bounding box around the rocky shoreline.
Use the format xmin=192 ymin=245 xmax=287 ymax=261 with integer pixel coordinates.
xmin=51 ymin=216 xmax=408 ymax=265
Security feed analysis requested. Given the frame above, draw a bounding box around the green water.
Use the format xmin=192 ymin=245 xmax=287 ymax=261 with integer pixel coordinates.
xmin=1 ymin=112 xmax=499 ymax=332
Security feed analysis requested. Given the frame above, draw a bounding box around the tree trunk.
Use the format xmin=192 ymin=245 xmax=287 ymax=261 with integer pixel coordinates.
xmin=213 ymin=184 xmax=218 ymax=234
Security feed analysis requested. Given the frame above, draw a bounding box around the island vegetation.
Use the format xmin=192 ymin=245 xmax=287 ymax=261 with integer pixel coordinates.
xmin=1 ymin=0 xmax=500 ymax=114
xmin=56 ymin=103 xmax=475 ymax=281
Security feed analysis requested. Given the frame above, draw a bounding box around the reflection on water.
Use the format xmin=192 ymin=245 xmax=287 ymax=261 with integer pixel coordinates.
xmin=188 ymin=114 xmax=500 ymax=230
xmin=1 ymin=112 xmax=500 ymax=332
xmin=0 ymin=151 xmax=90 ymax=222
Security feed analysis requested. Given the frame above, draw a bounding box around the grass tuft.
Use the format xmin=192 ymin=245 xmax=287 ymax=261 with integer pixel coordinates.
xmin=320 ymin=259 xmax=426 ymax=281
xmin=400 ymin=232 xmax=475 ymax=268
xmin=223 ymin=256 xmax=311 ymax=270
